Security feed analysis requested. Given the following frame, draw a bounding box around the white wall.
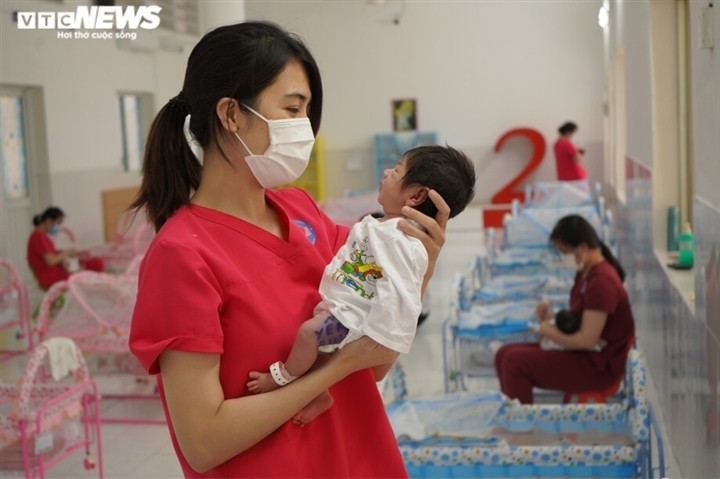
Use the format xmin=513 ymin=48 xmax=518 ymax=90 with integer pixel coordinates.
xmin=246 ymin=0 xmax=605 ymax=200
xmin=0 ymin=0 xmax=195 ymax=247
xmin=1 ymin=0 xmax=605 ymax=245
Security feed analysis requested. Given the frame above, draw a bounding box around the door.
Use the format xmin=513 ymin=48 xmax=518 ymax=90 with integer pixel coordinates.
xmin=0 ymin=86 xmax=47 ymax=285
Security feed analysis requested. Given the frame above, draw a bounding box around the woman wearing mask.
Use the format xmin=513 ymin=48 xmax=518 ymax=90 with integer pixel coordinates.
xmin=27 ymin=206 xmax=104 ymax=289
xmin=128 ymin=21 xmax=449 ymax=477
xmin=494 ymin=214 xmax=634 ymax=404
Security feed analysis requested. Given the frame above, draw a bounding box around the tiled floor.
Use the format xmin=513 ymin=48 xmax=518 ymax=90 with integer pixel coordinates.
xmin=1 ymin=206 xmax=681 ymax=478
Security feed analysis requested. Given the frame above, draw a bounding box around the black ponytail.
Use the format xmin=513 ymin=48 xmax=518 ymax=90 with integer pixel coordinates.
xmin=599 ymin=241 xmax=626 ymax=282
xmin=131 ymin=100 xmax=200 ymax=232
xmin=32 ymin=206 xmax=64 ymax=226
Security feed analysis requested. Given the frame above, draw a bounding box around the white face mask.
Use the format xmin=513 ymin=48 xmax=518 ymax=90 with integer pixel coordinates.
xmin=234 ymin=104 xmax=315 ymax=188
xmin=560 ymin=252 xmax=584 ymax=271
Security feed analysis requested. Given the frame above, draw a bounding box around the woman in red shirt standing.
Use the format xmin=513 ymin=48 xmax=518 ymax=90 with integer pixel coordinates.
xmin=494 ymin=214 xmax=635 ymax=404
xmin=128 ymin=21 xmax=449 ymax=478
xmin=553 ymin=121 xmax=587 ymax=181
xmin=26 ymin=206 xmax=104 ymax=289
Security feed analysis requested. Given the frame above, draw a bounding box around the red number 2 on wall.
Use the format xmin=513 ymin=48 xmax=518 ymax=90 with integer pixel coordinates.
xmin=482 ymin=127 xmax=546 ymax=228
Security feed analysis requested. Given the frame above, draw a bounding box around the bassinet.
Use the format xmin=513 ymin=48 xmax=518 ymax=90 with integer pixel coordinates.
xmin=388 ymin=350 xmax=665 ymax=478
xmin=525 ymin=180 xmax=593 ymax=209
xmin=0 ymin=258 xmax=32 ymax=362
xmin=503 ymin=204 xmax=604 ymax=248
xmin=34 ymin=271 xmax=161 ymax=424
xmin=0 ymin=337 xmax=103 ymax=478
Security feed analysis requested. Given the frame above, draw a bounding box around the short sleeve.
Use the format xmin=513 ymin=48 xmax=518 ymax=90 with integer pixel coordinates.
xmin=583 ymin=271 xmax=620 ymax=314
xmin=31 ymin=232 xmax=55 ymax=255
xmin=129 ymin=238 xmax=224 ymax=374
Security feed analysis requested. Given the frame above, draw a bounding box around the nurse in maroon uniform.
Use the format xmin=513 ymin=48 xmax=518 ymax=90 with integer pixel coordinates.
xmin=128 ymin=21 xmax=449 ymax=478
xmin=495 ymin=214 xmax=635 ymax=404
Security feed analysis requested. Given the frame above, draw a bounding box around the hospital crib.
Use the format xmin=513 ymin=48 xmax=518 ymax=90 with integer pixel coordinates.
xmin=523 ymin=180 xmax=594 ymax=209
xmin=387 ymin=349 xmax=666 ymax=478
xmin=443 ymin=260 xmax=572 ymax=391
xmin=0 ymin=258 xmax=33 ymax=362
xmin=0 ymin=337 xmax=103 ymax=478
xmin=34 ymin=271 xmax=162 ymax=424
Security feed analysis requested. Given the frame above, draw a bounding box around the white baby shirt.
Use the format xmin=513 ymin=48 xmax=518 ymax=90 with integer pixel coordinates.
xmin=317 ymin=215 xmax=429 ymax=354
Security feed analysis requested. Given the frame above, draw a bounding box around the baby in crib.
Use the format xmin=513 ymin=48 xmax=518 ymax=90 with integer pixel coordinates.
xmin=540 ymin=309 xmax=602 ymax=351
xmin=247 ymin=145 xmax=476 ymax=426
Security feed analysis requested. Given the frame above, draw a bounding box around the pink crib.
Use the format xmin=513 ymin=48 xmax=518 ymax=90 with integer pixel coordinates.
xmin=34 ymin=271 xmax=163 ymax=424
xmin=0 ymin=337 xmax=103 ymax=478
xmin=89 ymin=211 xmax=155 ymax=274
xmin=0 ymin=258 xmax=33 ymax=362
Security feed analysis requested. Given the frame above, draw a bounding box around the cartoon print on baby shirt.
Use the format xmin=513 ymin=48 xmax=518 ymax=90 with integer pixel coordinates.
xmin=331 ymin=237 xmax=384 ymax=299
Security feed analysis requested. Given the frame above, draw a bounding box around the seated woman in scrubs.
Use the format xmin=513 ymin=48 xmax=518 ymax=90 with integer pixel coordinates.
xmin=247 ymin=145 xmax=476 ymax=425
xmin=495 ymin=215 xmax=634 ymax=404
xmin=27 ymin=206 xmax=104 ymax=289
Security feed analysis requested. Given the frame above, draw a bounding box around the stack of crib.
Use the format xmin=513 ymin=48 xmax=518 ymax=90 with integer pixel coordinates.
xmin=443 ymin=251 xmax=574 ymax=391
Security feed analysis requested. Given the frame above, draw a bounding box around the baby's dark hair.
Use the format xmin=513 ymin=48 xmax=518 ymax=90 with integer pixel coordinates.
xmin=555 ymin=309 xmax=581 ymax=334
xmin=401 ymin=145 xmax=476 ymax=218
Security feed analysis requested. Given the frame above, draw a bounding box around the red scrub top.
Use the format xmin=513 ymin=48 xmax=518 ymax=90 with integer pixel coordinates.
xmin=27 ymin=229 xmax=69 ymax=289
xmin=569 ymin=260 xmax=635 ymax=378
xmin=129 ymin=188 xmax=408 ymax=478
xmin=554 ymin=137 xmax=587 ymax=181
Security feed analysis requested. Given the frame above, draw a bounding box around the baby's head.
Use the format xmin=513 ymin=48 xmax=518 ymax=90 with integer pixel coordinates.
xmin=554 ymin=309 xmax=581 ymax=334
xmin=378 ymin=145 xmax=476 ymax=219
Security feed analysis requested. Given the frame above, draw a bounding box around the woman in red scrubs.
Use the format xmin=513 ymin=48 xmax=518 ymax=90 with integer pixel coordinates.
xmin=495 ymin=214 xmax=635 ymax=404
xmin=27 ymin=206 xmax=104 ymax=289
xmin=128 ymin=21 xmax=449 ymax=478
xmin=554 ymin=121 xmax=587 ymax=181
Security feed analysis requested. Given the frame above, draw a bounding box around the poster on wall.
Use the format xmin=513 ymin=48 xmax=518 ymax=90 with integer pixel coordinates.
xmin=392 ymin=99 xmax=417 ymax=132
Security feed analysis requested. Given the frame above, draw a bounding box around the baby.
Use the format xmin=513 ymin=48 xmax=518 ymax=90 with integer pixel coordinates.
xmin=247 ymin=145 xmax=476 ymax=425
xmin=540 ymin=309 xmax=602 ymax=351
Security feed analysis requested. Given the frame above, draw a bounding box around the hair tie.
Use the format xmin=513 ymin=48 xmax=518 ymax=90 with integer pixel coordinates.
xmin=168 ymin=91 xmax=190 ymax=115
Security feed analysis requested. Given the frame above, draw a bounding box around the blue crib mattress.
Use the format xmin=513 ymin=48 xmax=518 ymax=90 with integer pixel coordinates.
xmin=472 ymin=275 xmax=573 ymax=303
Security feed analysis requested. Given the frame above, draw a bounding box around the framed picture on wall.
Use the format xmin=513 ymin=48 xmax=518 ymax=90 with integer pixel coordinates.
xmin=392 ymin=98 xmax=417 ymax=132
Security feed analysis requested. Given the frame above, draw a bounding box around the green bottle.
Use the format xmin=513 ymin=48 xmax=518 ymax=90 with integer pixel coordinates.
xmin=678 ymin=223 xmax=694 ymax=268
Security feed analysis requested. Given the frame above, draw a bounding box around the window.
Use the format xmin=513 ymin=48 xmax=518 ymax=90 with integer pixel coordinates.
xmin=0 ymin=94 xmax=29 ymax=200
xmin=119 ymin=92 xmax=154 ymax=173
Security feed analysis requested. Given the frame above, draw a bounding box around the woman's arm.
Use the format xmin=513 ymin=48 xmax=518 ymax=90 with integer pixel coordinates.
xmin=160 ymin=336 xmax=397 ymax=473
xmin=42 ymin=248 xmax=78 ymax=267
xmin=539 ymin=309 xmax=607 ymax=350
xmin=397 ymin=189 xmax=450 ymax=296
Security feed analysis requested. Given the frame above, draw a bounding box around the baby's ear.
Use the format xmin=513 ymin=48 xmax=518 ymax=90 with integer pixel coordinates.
xmin=406 ymin=187 xmax=429 ymax=207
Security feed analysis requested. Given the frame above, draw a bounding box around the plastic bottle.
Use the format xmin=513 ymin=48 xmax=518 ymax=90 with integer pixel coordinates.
xmin=677 ymin=222 xmax=694 ymax=268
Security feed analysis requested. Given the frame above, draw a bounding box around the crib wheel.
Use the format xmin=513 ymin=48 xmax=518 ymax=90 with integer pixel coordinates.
xmin=84 ymin=456 xmax=96 ymax=470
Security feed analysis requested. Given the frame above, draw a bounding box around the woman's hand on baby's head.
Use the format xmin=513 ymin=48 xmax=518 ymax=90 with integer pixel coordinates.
xmin=398 ymin=190 xmax=449 ymax=260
